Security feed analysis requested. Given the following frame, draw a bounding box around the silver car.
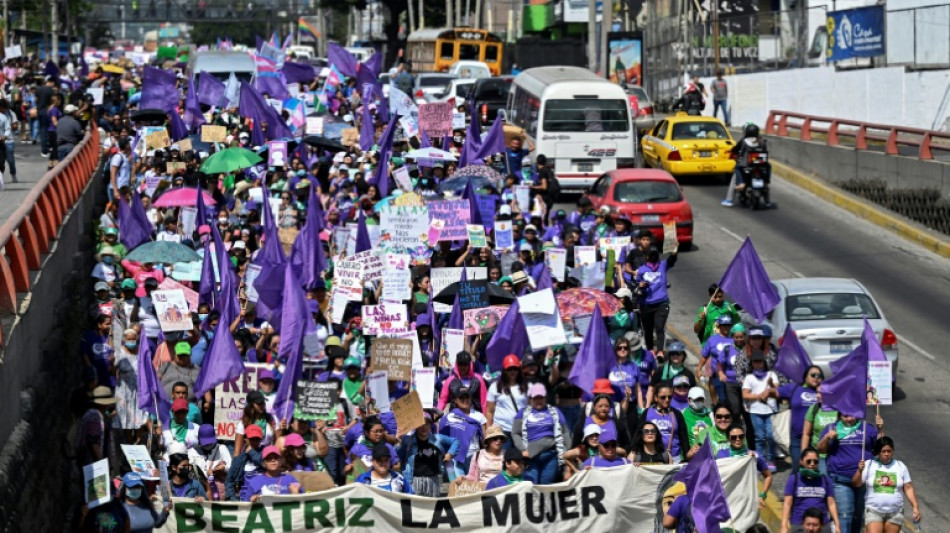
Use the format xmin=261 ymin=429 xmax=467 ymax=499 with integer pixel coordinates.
xmin=413 ymin=73 xmax=458 ymax=105
xmin=765 ymin=278 xmax=898 ymax=382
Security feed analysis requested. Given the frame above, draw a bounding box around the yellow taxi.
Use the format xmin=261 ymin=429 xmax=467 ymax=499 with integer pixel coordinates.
xmin=640 ymin=112 xmax=736 ymax=179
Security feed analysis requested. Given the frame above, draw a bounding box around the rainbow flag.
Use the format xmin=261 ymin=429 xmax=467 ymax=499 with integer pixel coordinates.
xmin=298 ymin=17 xmax=319 ymax=42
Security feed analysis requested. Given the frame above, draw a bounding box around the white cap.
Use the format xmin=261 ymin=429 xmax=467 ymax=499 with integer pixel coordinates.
xmin=687 ymin=386 xmax=706 ymax=400
xmin=499 ymin=205 xmax=512 ymax=216
xmin=615 ymin=288 xmax=633 ymax=300
xmin=583 ymin=424 xmax=602 ymax=440
xmin=232 ymin=240 xmax=247 ymax=249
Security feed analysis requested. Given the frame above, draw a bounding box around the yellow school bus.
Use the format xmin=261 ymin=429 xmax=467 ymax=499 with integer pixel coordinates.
xmin=406 ymin=27 xmax=504 ymax=76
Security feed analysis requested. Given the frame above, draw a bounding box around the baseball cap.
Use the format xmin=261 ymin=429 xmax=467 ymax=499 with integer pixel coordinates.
xmin=499 ymin=205 xmax=512 ymax=216
xmin=527 ymin=383 xmax=546 ymax=398
xmin=372 ymin=443 xmax=392 ymax=460
xmin=750 ymin=349 xmax=766 ymax=362
xmin=104 ymin=227 xmax=119 ymax=236
xmin=174 ymin=342 xmax=191 ymax=356
xmin=343 ymin=356 xmax=361 ymax=369
xmin=583 ymin=424 xmax=603 ymax=440
xmin=524 ymin=224 xmax=538 ymax=233
xmin=120 ymin=278 xmax=137 ymax=290
xmin=94 ymin=281 xmax=110 ymax=292
xmin=64 ymin=104 xmax=79 ymax=114
xmin=284 ymin=433 xmax=306 ymax=447
xmin=122 ymin=472 xmax=144 ymax=488
xmin=172 ymin=398 xmax=190 ymax=412
xmin=198 ymin=424 xmax=217 ymax=446
xmin=672 ymin=375 xmax=691 ymax=388
xmin=688 ymin=386 xmax=706 ymax=400
xmin=716 ymin=315 xmax=734 ymax=326
xmin=502 ymin=354 xmax=520 ymax=369
xmin=614 ymin=288 xmax=633 ymax=300
xmin=247 ymin=390 xmax=266 ymax=405
xmin=262 ymin=445 xmax=281 ymax=459
xmin=455 ymin=387 xmax=472 ymax=398
xmin=258 ymin=369 xmax=276 ymax=381
xmin=748 ymin=328 xmax=765 ymax=337
xmin=244 ymin=425 xmax=264 ymax=439
xmin=519 ymin=242 xmax=533 ymax=252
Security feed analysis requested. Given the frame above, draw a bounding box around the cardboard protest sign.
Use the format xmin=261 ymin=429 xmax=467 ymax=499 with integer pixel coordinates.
xmin=575 ymin=246 xmax=597 ymax=266
xmin=268 ymin=140 xmax=289 ymax=168
xmin=663 ymin=222 xmax=678 ymax=254
xmin=121 ymin=444 xmax=160 ymax=480
xmin=572 ymin=313 xmax=593 ymax=338
xmin=370 ymin=338 xmax=414 ymax=381
xmin=305 ymin=116 xmax=324 ymax=135
xmin=88 ymin=87 xmax=105 ymax=105
xmin=362 ymin=303 xmax=408 ymax=336
xmin=290 ymin=471 xmax=336 ymax=493
xmin=463 ymin=306 xmax=507 ymax=335
xmin=457 ymin=280 xmax=490 ymax=310
xmin=452 ymin=112 xmax=466 ymax=130
xmin=449 ymin=478 xmax=487 ymax=497
xmin=243 ymin=264 xmax=263 ymax=302
xmin=440 ymin=328 xmax=465 ymax=368
xmin=4 ymin=45 xmax=23 ymax=59
xmin=166 ymin=161 xmax=187 ymax=174
xmin=868 ymin=361 xmax=892 ymax=405
xmin=418 ymin=102 xmax=454 ymax=137
xmin=430 ymin=267 xmax=488 ymax=313
xmin=366 ymin=370 xmax=391 ymax=412
xmin=599 ymin=236 xmax=630 ymax=257
xmin=427 ymin=199 xmax=471 ymax=241
xmin=200 ymin=125 xmax=227 ymax=142
xmin=412 ymin=367 xmax=437 ymax=408
xmin=213 ymin=364 xmax=267 ymax=439
xmin=341 ymin=128 xmax=360 ymax=146
xmin=278 ymin=227 xmax=299 ymax=256
xmin=334 ymin=259 xmax=364 ymax=301
xmin=494 ymin=220 xmax=513 ymax=249
xmin=151 ymin=289 xmax=193 ymax=331
xmin=158 ymin=459 xmax=171 ymax=506
xmin=177 ymin=138 xmax=193 ymax=152
xmin=330 ymin=290 xmax=349 ymax=325
xmin=400 ymin=115 xmax=419 ymax=138
xmin=295 ymin=381 xmax=339 ymax=420
xmin=180 ymin=206 xmax=197 ymax=238
xmin=171 ymin=261 xmax=202 ymax=282
xmin=146 ymin=129 xmax=170 ymax=149
xmin=349 ymin=249 xmax=384 ymax=282
xmin=158 ymin=278 xmax=199 ymax=311
xmin=391 ymin=391 xmax=426 ymax=437
xmin=83 ymin=459 xmax=111 ymax=508
xmin=515 ymin=186 xmax=532 ymax=213
xmin=467 ymin=225 xmax=487 ymax=248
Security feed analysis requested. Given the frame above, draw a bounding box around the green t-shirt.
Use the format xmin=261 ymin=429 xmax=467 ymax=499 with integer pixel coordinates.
xmin=695 ymin=302 xmax=741 ymax=344
xmin=697 ymin=424 xmax=730 ymax=455
xmin=805 ymin=404 xmax=839 ymax=456
xmin=682 ymin=408 xmax=713 ymax=447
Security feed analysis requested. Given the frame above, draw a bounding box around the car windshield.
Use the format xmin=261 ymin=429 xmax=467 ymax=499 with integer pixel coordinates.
xmin=613 ymin=181 xmax=682 ymax=203
xmin=670 ymin=121 xmax=729 ymax=140
xmin=625 ymin=87 xmax=649 ymax=101
xmin=419 ymin=76 xmax=455 ymax=87
xmin=543 ymin=99 xmax=630 ymax=132
xmin=786 ymin=293 xmax=881 ymax=321
xmin=475 ymin=79 xmax=511 ymax=99
xmin=456 ymin=83 xmax=474 ymax=98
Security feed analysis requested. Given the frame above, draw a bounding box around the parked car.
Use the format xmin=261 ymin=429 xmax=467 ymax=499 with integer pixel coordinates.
xmin=414 ymin=73 xmax=458 ymax=104
xmin=583 ymin=169 xmax=693 ymax=249
xmin=433 ymin=78 xmax=477 ymax=107
xmin=470 ymin=76 xmax=514 ymax=127
xmin=765 ymin=278 xmax=899 ymax=382
xmin=640 ymin=112 xmax=736 ymax=180
xmin=624 ymin=85 xmax=655 ymax=134
xmin=448 ymin=60 xmax=492 ymax=79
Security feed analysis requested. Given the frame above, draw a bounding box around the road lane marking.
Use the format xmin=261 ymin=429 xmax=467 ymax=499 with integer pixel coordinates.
xmin=898 ymin=334 xmax=936 ymax=361
xmin=719 ymin=226 xmax=744 ymax=243
xmin=792 ymin=271 xmax=805 ymax=278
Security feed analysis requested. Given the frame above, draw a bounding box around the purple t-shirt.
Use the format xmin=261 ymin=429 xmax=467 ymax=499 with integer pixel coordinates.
xmin=779 ymin=384 xmax=818 ymax=438
xmin=347 ymin=440 xmax=400 ymax=468
xmin=243 ymin=473 xmax=298 ymax=500
xmin=581 ymin=416 xmax=619 ymax=443
xmin=48 ymin=106 xmax=62 ymax=131
xmin=821 ymin=423 xmax=876 ymax=478
xmin=671 ymin=394 xmax=689 ymax=412
xmin=717 ymin=345 xmax=741 ymax=383
xmin=632 ymin=351 xmax=656 ymax=396
xmin=784 ymin=472 xmax=834 ymax=524
xmin=520 ymin=407 xmax=566 ymax=442
xmin=665 ymin=495 xmax=693 ymax=533
xmin=644 ymin=408 xmax=681 ymax=457
xmin=582 ymin=456 xmax=629 ymax=468
xmin=701 ymin=334 xmax=732 ymax=370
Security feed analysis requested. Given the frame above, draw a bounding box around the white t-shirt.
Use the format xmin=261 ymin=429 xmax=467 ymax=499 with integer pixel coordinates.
xmin=862 ymin=459 xmax=911 ymax=513
xmin=742 ymin=371 xmax=778 ymax=415
xmin=486 ymin=382 xmax=527 ymax=432
xmin=92 ymin=263 xmax=118 ymax=283
xmin=188 ymin=444 xmax=233 ymax=478
xmin=236 ymin=419 xmax=276 ymax=446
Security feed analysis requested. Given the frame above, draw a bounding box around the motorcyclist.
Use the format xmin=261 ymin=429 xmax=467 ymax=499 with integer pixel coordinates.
xmin=722 ymin=123 xmax=771 ymax=207
xmin=672 ymin=82 xmax=705 ymax=115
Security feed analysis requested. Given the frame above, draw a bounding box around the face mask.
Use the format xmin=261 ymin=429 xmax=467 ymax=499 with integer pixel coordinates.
xmin=124 ymin=341 xmax=138 ymax=350
xmin=103 ymin=256 xmax=114 ymax=265
xmin=126 ymin=487 xmax=143 ymax=499
xmin=296 ymin=170 xmax=306 ymax=177
xmin=688 ymin=399 xmax=705 ymax=412
xmin=219 ymin=218 xmax=229 ymax=224
xmin=799 ymin=467 xmax=821 ymax=479
xmin=198 ymin=313 xmax=209 ymax=322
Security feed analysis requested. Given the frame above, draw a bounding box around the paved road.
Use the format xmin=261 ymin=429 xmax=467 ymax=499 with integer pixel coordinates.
xmin=1 ymin=141 xmax=55 ymax=219
xmin=556 ymin=172 xmax=950 ymax=524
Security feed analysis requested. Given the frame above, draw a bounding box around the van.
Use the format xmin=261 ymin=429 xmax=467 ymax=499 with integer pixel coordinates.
xmin=448 ymin=60 xmax=492 ymax=79
xmin=187 ymin=51 xmax=256 ymax=83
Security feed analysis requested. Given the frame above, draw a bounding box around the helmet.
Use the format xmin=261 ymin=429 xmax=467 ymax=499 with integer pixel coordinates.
xmin=744 ymin=123 xmax=760 ymax=138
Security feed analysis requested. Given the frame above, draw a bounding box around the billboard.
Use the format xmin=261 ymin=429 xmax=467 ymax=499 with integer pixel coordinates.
xmin=608 ymin=32 xmax=643 ymax=86
xmin=827 ymin=5 xmax=885 ymax=62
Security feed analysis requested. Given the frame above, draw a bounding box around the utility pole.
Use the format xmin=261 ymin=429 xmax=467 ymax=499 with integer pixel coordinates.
xmin=418 ymin=0 xmax=425 ymax=28
xmin=446 ymin=0 xmax=453 ymax=29
xmin=474 ymin=0 xmax=481 ymax=29
xmin=588 ymin=0 xmax=597 ymax=71
xmin=455 ymin=0 xmax=461 ymax=27
xmin=52 ymin=0 xmax=59 ymax=61
xmin=600 ymin=0 xmax=610 ymax=77
xmin=713 ymin=0 xmax=719 ymax=72
xmin=407 ymin=0 xmax=415 ymax=33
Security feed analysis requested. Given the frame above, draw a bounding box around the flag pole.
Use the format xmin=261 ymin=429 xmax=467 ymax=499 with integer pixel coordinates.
xmin=861 ymin=419 xmax=867 ymax=458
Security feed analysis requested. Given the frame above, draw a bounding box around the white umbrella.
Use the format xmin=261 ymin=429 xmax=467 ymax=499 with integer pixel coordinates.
xmin=405 ymin=148 xmax=458 ymax=162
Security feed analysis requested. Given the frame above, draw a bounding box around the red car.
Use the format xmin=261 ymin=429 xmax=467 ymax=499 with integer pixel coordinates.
xmin=584 ymin=169 xmax=694 ymax=249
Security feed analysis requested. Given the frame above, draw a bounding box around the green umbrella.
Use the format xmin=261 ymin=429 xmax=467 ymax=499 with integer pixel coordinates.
xmin=126 ymin=241 xmax=201 ymax=264
xmin=199 ymin=147 xmax=263 ymax=174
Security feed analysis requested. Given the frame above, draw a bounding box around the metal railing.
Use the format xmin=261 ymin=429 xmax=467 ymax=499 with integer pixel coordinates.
xmin=0 ymin=126 xmax=101 ymax=347
xmin=765 ymin=110 xmax=950 ymax=160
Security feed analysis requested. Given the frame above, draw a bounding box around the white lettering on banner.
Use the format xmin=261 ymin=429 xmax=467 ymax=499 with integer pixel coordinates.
xmin=157 ymin=457 xmax=759 ymax=532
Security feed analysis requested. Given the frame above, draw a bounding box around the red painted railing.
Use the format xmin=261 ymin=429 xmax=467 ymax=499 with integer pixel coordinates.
xmin=765 ymin=110 xmax=950 ymax=160
xmin=0 ymin=126 xmax=101 ymax=347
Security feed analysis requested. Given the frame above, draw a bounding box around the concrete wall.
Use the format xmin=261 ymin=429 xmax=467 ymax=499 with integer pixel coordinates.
xmin=768 ymin=135 xmax=950 ymax=197
xmin=0 ymin=161 xmax=105 ymax=532
xmin=696 ymin=65 xmax=950 ymax=131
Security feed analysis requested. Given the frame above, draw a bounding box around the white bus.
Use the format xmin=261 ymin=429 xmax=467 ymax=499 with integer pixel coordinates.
xmin=507 ymin=66 xmax=636 ymax=191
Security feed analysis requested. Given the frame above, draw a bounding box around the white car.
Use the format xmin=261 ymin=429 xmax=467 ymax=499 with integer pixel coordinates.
xmin=433 ymin=78 xmax=477 ymax=107
xmin=413 ymin=73 xmax=458 ymax=105
xmin=765 ymin=278 xmax=899 ymax=383
xmin=447 ymin=60 xmax=492 ymax=79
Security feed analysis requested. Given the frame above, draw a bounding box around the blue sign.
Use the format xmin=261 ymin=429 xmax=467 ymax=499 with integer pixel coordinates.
xmin=827 ymin=5 xmax=885 ymax=62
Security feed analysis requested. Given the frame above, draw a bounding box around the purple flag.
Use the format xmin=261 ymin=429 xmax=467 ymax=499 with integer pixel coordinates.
xmin=459 ymin=100 xmax=483 ymax=167
xmin=535 ymin=263 xmax=554 ymax=292
xmin=239 ymin=82 xmax=293 ymax=140
xmin=568 ymin=305 xmax=614 ymax=394
xmin=361 ymin=51 xmax=383 ymax=76
xmin=359 ymin=97 xmax=375 ymax=152
xmin=80 ymin=56 xmax=89 ymax=77
xmin=371 ymin=114 xmax=399 ymax=198
xmin=272 ymin=262 xmax=310 ymax=421
xmin=44 ymin=60 xmax=60 ymax=80
xmin=462 ymin=179 xmax=484 ymax=228
xmin=118 ymin=193 xmax=152 ymax=250
xmin=717 ymin=237 xmax=780 ymax=322
xmin=184 ymin=79 xmax=206 ymax=132
xmin=197 ymin=71 xmax=226 ymax=107
xmin=327 ymin=43 xmax=359 ymax=78
xmin=485 ymin=300 xmax=529 ymax=372
xmin=251 ymin=120 xmax=265 ymax=147
xmin=252 ymin=190 xmax=289 ymax=328
xmin=355 ymin=210 xmax=372 ymax=253
xmin=674 ymin=439 xmax=733 ymax=533
xmin=169 ymin=111 xmax=189 ymax=141
xmin=213 ymin=222 xmax=240 ymax=321
xmin=198 ymin=238 xmax=216 ymax=307
xmin=447 ymin=268 xmax=469 ymax=330
xmin=823 ymin=336 xmax=870 ymax=419
xmin=774 ymin=325 xmax=813 ymax=383
xmin=290 ymin=184 xmax=328 ymax=290
xmin=136 ymin=335 xmax=170 ymax=427
xmin=193 ymin=303 xmax=245 ymax=398
xmin=862 ymin=317 xmax=888 ymax=362
xmin=473 ymin=114 xmax=506 ymax=161
xmin=141 ymin=66 xmax=180 ymax=112
xmin=255 ymin=72 xmax=291 ymax=102
xmin=281 ymin=61 xmax=317 ymax=84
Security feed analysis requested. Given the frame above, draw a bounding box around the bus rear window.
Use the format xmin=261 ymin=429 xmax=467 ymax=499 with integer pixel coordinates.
xmin=459 ymin=44 xmax=480 ymax=60
xmin=439 ymin=42 xmax=455 ymax=60
xmin=485 ymin=45 xmax=499 ymax=62
xmin=542 ymin=99 xmax=629 ymax=132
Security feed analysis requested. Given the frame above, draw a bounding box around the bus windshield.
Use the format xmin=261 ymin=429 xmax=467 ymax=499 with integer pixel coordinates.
xmin=542 ymin=99 xmax=629 ymax=132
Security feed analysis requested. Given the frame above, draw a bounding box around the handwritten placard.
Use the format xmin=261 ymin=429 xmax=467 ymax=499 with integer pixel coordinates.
xmin=463 ymin=306 xmax=507 ymax=335
xmin=393 ymin=166 xmax=412 ymax=191
xmin=295 ymin=381 xmax=339 ymax=420
xmin=177 ymin=138 xmax=193 ymax=152
xmin=200 ymin=125 xmax=227 ymax=142
xmin=467 ymin=224 xmax=487 ymax=248
xmin=391 ymin=391 xmax=426 ymax=437
xmin=213 ymin=364 xmax=266 ymax=439
xmin=366 ymin=370 xmax=391 ymax=413
xmin=306 ymin=116 xmax=324 ymax=135
xmin=452 ymin=112 xmax=466 ymax=130
xmin=341 ymin=128 xmax=359 ymax=146
xmin=494 ymin=220 xmax=513 ymax=249
xmin=146 ymin=129 xmax=170 ymax=149
xmin=382 ymin=268 xmax=412 ymax=302
xmin=427 ymin=199 xmax=471 ymax=241
xmin=418 ymin=102 xmax=454 ymax=137
xmin=166 ymin=161 xmax=187 ymax=174
xmin=362 ymin=302 xmax=407 ymax=336
xmin=370 ymin=338 xmax=414 ymax=381
xmin=662 ymin=222 xmax=678 ymax=255
xmin=457 ymin=281 xmax=489 ymax=311
xmin=379 ymin=204 xmax=429 ymax=251
xmin=449 ymin=478 xmax=487 ymax=497
xmin=412 ymin=368 xmax=437 ymax=408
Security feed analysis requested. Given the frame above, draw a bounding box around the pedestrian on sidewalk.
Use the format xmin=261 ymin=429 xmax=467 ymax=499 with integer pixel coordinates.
xmin=0 ymin=99 xmax=19 ymax=185
xmin=711 ymin=70 xmax=730 ymax=126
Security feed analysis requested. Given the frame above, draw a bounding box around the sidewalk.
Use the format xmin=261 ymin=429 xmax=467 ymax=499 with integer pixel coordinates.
xmin=0 ymin=141 xmax=57 ymax=221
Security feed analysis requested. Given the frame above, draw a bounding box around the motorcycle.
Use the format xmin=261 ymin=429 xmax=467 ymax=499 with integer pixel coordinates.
xmin=734 ymin=149 xmax=772 ymax=210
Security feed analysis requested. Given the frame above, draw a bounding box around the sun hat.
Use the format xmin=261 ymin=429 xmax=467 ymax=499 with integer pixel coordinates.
xmin=483 ymin=425 xmax=508 ymax=444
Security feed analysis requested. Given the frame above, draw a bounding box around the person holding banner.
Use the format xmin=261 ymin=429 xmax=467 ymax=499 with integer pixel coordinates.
xmin=439 ymin=388 xmax=487 ymax=480
xmin=818 ymin=411 xmax=885 ymax=533
xmin=400 ymin=415 xmax=459 ymax=496
xmin=188 ymin=425 xmax=232 ymax=501
xmin=281 ymin=432 xmax=327 ymax=473
xmin=853 ymin=436 xmax=921 ymax=531
xmin=629 ymin=421 xmax=672 ymax=465
xmin=641 ymin=383 xmax=689 ymax=463
xmin=167 ymin=453 xmax=208 ymax=500
xmin=356 ymin=443 xmax=414 ymax=494
xmin=582 ymin=433 xmax=630 ymax=469
xmin=347 ymin=416 xmax=401 ymax=475
xmin=486 ymin=448 xmax=530 ymax=490
xmin=120 ymin=472 xmax=171 ymax=531
xmin=244 ymin=446 xmax=302 ymax=501
xmin=161 ymin=399 xmax=200 ymax=457
xmin=716 ymin=424 xmax=774 ymax=506
xmin=781 ymin=447 xmax=840 ymax=533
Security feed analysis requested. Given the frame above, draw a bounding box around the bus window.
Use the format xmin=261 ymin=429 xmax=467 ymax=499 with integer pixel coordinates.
xmin=440 ymin=42 xmax=455 ymax=60
xmin=542 ymin=99 xmax=629 ymax=132
xmin=485 ymin=45 xmax=499 ymax=62
xmin=459 ymin=43 xmax=480 ymax=60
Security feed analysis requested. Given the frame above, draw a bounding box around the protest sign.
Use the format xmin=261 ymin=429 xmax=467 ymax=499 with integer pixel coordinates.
xmin=494 ymin=220 xmax=513 ymax=249
xmin=575 ymin=246 xmax=597 ymax=266
xmin=441 ymin=328 xmax=466 ymax=368
xmin=467 ymin=225 xmax=487 ymax=248
xmin=145 ymin=174 xmax=164 ymax=196
xmin=385 ymin=253 xmax=411 ymax=270
xmin=177 ymin=138 xmax=193 ymax=152
xmin=393 ymin=166 xmax=413 ymax=191
xmin=157 ymin=456 xmax=759 ymax=533
xmin=427 ymin=199 xmax=471 ymax=241
xmin=158 ymin=459 xmax=171 ymax=506
xmin=599 ymin=236 xmax=630 ymax=257
xmin=121 ymin=444 xmax=160 ymax=479
xmin=330 ymin=290 xmax=349 ymax=325
xmin=449 ymin=478 xmax=487 ymax=497
xmin=200 ymin=125 xmax=227 ymax=142
xmin=349 ymin=250 xmax=384 ymax=281
xmin=430 ymin=267 xmax=488 ymax=313
xmin=146 ymin=129 xmax=170 ymax=149
xmin=180 ymin=206 xmax=197 ymax=237
xmin=663 ymin=222 xmax=678 ymax=255
xmin=519 ymin=288 xmax=567 ymax=350
xmin=213 ymin=364 xmax=267 ymax=439
xmin=243 ymin=264 xmax=263 ymax=302
xmin=268 ymin=140 xmax=289 ymax=167
xmin=428 ymin=219 xmax=445 ymax=246
xmin=88 ymin=87 xmax=105 ymax=105
xmin=4 ymin=45 xmax=22 ymax=59
xmin=400 ymin=115 xmax=419 ymax=138
xmin=341 ymin=128 xmax=359 ymax=146
xmin=83 ymin=459 xmax=111 ymax=508
xmin=362 ymin=303 xmax=408 ymax=336
xmin=572 ymin=313 xmax=593 ymax=338
xmin=868 ymin=361 xmax=893 ymax=405
xmin=166 ymin=161 xmax=187 ymax=174
xmin=412 ymin=367 xmax=437 ymax=408
xmin=379 ymin=204 xmax=429 ymax=253
xmin=391 ymin=391 xmax=426 ymax=437
xmin=515 ymin=186 xmax=532 ymax=213
xmin=571 ymin=262 xmax=606 ymax=290
xmin=305 ymin=116 xmax=324 ymax=135
xmin=278 ymin=227 xmax=299 ymax=256
xmin=463 ymin=306 xmax=507 ymax=335
xmin=452 ymin=112 xmax=466 ymax=130
xmin=394 ymin=192 xmax=424 ymax=207
xmin=366 ymin=370 xmax=391 ymax=413
xmin=382 ymin=268 xmax=412 ymax=301
xmin=457 ymin=281 xmax=490 ymax=310
xmin=332 ymin=227 xmax=350 ymax=255
xmin=388 ymin=330 xmax=424 ymax=369
xmin=546 ymin=248 xmax=567 ymax=281
xmin=370 ymin=338 xmax=414 ymax=380
xmin=158 ymin=278 xmax=199 ymax=311
xmin=418 ymin=102 xmax=454 ymax=137
xmin=266 ymin=98 xmax=284 ymax=114
xmin=171 ymin=261 xmax=202 ymax=282
xmin=290 ymin=471 xmax=336 ymax=493
xmin=334 ymin=259 xmax=364 ymax=301
xmin=152 ymin=289 xmax=193 ymax=331
xmin=295 ymin=381 xmax=339 ymax=420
